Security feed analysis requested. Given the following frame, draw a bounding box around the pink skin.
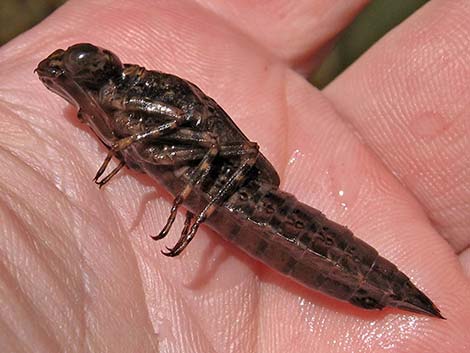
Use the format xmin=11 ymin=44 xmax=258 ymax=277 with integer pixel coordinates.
xmin=1 ymin=0 xmax=469 ymax=352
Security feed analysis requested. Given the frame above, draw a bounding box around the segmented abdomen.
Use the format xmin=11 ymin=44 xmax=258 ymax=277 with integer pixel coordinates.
xmin=215 ymin=179 xmax=438 ymax=316
xmin=152 ymin=165 xmax=441 ymax=317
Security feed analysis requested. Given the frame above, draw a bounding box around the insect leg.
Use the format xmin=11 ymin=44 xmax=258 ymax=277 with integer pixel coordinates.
xmin=93 ymin=160 xmax=125 ymax=188
xmin=180 ymin=210 xmax=194 ymax=239
xmin=93 ymin=119 xmax=183 ymax=186
xmin=106 ymin=92 xmax=185 ymax=121
xmin=162 ymin=141 xmax=259 ymax=257
xmin=140 ymin=135 xmax=259 ymax=240
xmin=151 ymin=133 xmax=219 ymax=240
xmin=93 ymin=97 xmax=191 ymax=186
xmin=139 ymin=143 xmax=257 ymax=166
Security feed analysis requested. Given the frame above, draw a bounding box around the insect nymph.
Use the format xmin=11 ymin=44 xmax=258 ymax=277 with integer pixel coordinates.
xmin=36 ymin=43 xmax=443 ymax=318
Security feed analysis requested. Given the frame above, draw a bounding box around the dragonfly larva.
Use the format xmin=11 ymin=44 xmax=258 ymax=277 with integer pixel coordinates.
xmin=36 ymin=43 xmax=443 ymax=319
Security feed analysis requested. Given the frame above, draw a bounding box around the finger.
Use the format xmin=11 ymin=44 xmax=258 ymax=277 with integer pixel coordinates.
xmin=194 ymin=0 xmax=369 ymax=71
xmin=324 ymin=0 xmax=470 ymax=252
xmin=5 ymin=0 xmax=369 ymax=74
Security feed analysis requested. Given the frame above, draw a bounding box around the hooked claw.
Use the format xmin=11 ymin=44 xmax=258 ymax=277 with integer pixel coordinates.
xmin=150 ymin=227 xmax=170 ymax=241
xmin=93 ymin=160 xmax=125 ymax=189
xmin=161 ymin=246 xmax=183 ymax=257
xmin=151 ymin=232 xmax=167 ymax=241
xmin=153 ymin=210 xmax=193 ymax=244
xmin=92 ymin=176 xmax=106 ymax=189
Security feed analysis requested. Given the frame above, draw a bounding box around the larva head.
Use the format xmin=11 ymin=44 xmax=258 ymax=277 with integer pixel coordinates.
xmin=35 ymin=43 xmax=123 ymax=103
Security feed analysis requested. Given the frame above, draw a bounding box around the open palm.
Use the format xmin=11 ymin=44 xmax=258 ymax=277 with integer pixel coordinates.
xmin=1 ymin=1 xmax=469 ymax=352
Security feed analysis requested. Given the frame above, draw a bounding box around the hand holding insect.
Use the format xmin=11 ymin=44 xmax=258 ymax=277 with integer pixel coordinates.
xmin=36 ymin=42 xmax=443 ymax=318
xmin=2 ymin=1 xmax=470 ymax=352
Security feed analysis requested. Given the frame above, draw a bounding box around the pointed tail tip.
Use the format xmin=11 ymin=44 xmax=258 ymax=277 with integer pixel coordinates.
xmin=417 ymin=301 xmax=446 ymax=320
xmin=389 ymin=284 xmax=445 ymax=319
xmin=430 ymin=304 xmax=446 ymax=320
xmin=401 ymin=301 xmax=446 ymax=319
xmin=434 ymin=311 xmax=446 ymax=320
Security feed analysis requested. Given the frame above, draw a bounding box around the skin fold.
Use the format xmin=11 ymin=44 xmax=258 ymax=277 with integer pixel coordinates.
xmin=0 ymin=0 xmax=469 ymax=352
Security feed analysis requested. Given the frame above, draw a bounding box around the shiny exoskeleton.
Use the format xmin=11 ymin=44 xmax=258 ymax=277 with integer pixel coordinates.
xmin=36 ymin=43 xmax=443 ymax=318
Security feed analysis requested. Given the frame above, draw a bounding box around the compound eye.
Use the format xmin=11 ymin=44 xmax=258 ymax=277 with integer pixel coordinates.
xmin=63 ymin=43 xmax=104 ymax=76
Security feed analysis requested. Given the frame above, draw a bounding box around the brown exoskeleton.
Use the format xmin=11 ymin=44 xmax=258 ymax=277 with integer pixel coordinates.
xmin=36 ymin=43 xmax=444 ymax=318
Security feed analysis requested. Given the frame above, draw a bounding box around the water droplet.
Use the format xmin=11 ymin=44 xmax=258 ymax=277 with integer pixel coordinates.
xmin=288 ymin=149 xmax=303 ymax=165
xmin=327 ymin=155 xmax=361 ymax=212
xmin=337 ymin=190 xmax=349 ymax=210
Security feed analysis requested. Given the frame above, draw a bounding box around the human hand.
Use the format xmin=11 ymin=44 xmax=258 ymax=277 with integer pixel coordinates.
xmin=1 ymin=1 xmax=469 ymax=352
